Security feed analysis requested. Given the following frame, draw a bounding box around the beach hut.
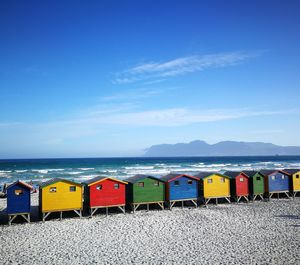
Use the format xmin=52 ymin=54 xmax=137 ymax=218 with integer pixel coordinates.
xmin=242 ymin=171 xmax=265 ymax=200
xmin=160 ymin=173 xmax=199 ymax=209
xmin=6 ymin=181 xmax=32 ymax=225
xmin=260 ymin=169 xmax=290 ymax=199
xmin=224 ymin=171 xmax=249 ymax=202
xmin=83 ymin=176 xmax=128 ymax=216
xmin=194 ymin=172 xmax=231 ymax=206
xmin=283 ymin=169 xmax=300 ymax=197
xmin=125 ymin=174 xmax=165 ymax=212
xmin=39 ymin=178 xmax=83 ymax=221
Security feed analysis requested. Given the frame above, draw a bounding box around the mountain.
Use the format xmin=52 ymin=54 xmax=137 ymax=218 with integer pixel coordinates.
xmin=144 ymin=140 xmax=300 ymax=157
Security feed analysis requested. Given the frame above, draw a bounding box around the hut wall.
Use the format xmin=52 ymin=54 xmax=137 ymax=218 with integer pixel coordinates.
xmin=203 ymin=174 xmax=230 ymax=198
xmin=252 ymin=173 xmax=265 ymax=194
xmin=168 ymin=176 xmax=198 ymax=200
xmin=7 ymin=183 xmax=30 ymax=214
xmin=235 ymin=174 xmax=249 ymax=196
xmin=267 ymin=172 xmax=289 ymax=192
xmin=292 ymin=171 xmax=300 ymax=191
xmin=132 ymin=178 xmax=164 ymax=203
xmin=89 ymin=179 xmax=126 ymax=207
xmin=41 ymin=181 xmax=82 ymax=212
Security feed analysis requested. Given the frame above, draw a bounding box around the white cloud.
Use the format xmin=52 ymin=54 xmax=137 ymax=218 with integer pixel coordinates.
xmin=113 ymin=51 xmax=263 ymax=84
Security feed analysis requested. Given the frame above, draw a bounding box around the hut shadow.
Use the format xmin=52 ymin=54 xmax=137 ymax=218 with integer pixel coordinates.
xmin=275 ymin=214 xmax=300 ymax=220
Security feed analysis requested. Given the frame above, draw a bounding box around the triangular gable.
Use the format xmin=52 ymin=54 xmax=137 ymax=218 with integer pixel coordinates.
xmin=161 ymin=173 xmax=199 ymax=182
xmin=225 ymin=171 xmax=249 ymax=179
xmin=7 ymin=180 xmax=33 ymax=190
xmin=242 ymin=171 xmax=263 ymax=178
xmin=87 ymin=177 xmax=127 ymax=186
xmin=125 ymin=174 xmax=163 ymax=184
xmin=40 ymin=178 xmax=82 ymax=188
xmin=198 ymin=172 xmax=230 ymax=180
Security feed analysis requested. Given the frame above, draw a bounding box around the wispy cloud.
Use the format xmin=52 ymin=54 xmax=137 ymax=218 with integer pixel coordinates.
xmin=99 ymin=87 xmax=177 ymax=102
xmin=113 ymin=51 xmax=263 ymax=84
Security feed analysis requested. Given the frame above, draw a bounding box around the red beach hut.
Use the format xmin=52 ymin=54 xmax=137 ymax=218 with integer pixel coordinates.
xmin=84 ymin=176 xmax=128 ymax=216
xmin=224 ymin=171 xmax=249 ymax=202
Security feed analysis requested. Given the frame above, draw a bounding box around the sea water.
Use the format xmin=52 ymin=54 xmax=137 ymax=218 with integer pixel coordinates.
xmin=0 ymin=156 xmax=300 ymax=187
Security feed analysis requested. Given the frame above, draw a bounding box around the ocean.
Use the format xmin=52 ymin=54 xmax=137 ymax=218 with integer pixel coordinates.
xmin=1 ymin=156 xmax=300 ymax=187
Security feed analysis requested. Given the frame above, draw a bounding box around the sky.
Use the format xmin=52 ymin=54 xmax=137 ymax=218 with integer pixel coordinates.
xmin=1 ymin=0 xmax=300 ymax=158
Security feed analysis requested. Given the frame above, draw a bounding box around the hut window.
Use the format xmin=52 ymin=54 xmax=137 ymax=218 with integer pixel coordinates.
xmin=296 ymin=175 xmax=299 ymax=178
xmin=49 ymin=187 xmax=57 ymax=193
xmin=220 ymin=177 xmax=225 ymax=183
xmin=187 ymin=180 xmax=193 ymax=185
xmin=138 ymin=182 xmax=144 ymax=187
xmin=15 ymin=189 xmax=23 ymax=196
xmin=114 ymin=183 xmax=120 ymax=189
xmin=154 ymin=181 xmax=160 ymax=186
xmin=256 ymin=176 xmax=261 ymax=181
xmin=240 ymin=177 xmax=244 ymax=182
xmin=271 ymin=176 xmax=275 ymax=180
xmin=281 ymin=175 xmax=285 ymax=179
xmin=207 ymin=179 xmax=213 ymax=184
xmin=70 ymin=186 xmax=76 ymax=192
xmin=96 ymin=185 xmax=102 ymax=190
xmin=174 ymin=180 xmax=180 ymax=186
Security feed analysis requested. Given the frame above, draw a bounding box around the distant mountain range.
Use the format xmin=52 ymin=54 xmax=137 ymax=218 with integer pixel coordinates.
xmin=144 ymin=140 xmax=300 ymax=157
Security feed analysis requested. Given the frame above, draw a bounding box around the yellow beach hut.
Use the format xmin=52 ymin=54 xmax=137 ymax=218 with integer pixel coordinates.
xmin=39 ymin=178 xmax=83 ymax=221
xmin=194 ymin=172 xmax=231 ymax=206
xmin=284 ymin=169 xmax=300 ymax=197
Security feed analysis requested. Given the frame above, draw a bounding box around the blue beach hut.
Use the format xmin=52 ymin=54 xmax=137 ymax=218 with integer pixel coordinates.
xmin=160 ymin=173 xmax=199 ymax=209
xmin=6 ymin=180 xmax=32 ymax=225
xmin=260 ymin=169 xmax=290 ymax=199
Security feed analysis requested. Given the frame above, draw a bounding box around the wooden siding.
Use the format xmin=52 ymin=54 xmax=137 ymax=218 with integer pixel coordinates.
xmin=167 ymin=176 xmax=198 ymax=201
xmin=265 ymin=172 xmax=290 ymax=192
xmin=7 ymin=183 xmax=31 ymax=214
xmin=201 ymin=174 xmax=230 ymax=198
xmin=230 ymin=173 xmax=249 ymax=196
xmin=291 ymin=170 xmax=300 ymax=191
xmin=40 ymin=180 xmax=83 ymax=212
xmin=249 ymin=172 xmax=265 ymax=195
xmin=127 ymin=177 xmax=164 ymax=203
xmin=88 ymin=178 xmax=126 ymax=207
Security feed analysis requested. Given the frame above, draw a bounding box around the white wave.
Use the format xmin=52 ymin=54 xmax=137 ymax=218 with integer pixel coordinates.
xmin=32 ymin=169 xmax=49 ymax=174
xmin=67 ymin=171 xmax=82 ymax=175
xmin=15 ymin=170 xmax=28 ymax=173
xmin=0 ymin=170 xmax=12 ymax=173
xmin=103 ymin=170 xmax=118 ymax=173
xmin=124 ymin=166 xmax=154 ymax=170
xmin=77 ymin=175 xmax=99 ymax=181
xmin=47 ymin=168 xmax=65 ymax=172
xmin=163 ymin=165 xmax=182 ymax=168
xmin=78 ymin=168 xmax=95 ymax=171
xmin=0 ymin=173 xmax=12 ymax=178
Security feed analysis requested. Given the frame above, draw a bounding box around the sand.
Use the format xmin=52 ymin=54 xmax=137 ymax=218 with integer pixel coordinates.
xmin=0 ymin=195 xmax=299 ymax=265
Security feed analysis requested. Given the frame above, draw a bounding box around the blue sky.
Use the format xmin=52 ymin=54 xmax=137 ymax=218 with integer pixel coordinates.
xmin=1 ymin=0 xmax=300 ymax=158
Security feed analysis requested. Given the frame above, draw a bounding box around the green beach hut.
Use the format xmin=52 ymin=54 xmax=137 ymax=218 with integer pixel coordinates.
xmin=242 ymin=170 xmax=265 ymax=200
xmin=125 ymin=174 xmax=165 ymax=212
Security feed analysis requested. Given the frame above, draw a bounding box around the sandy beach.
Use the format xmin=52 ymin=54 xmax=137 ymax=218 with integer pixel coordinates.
xmin=0 ymin=194 xmax=299 ymax=264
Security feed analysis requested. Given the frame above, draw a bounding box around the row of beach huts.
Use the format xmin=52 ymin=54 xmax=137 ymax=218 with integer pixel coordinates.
xmin=3 ymin=168 xmax=300 ymax=225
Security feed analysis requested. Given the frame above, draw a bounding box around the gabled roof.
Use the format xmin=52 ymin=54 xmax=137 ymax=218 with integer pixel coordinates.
xmin=242 ymin=170 xmax=263 ymax=178
xmin=83 ymin=176 xmax=127 ymax=186
xmin=160 ymin=173 xmax=199 ymax=182
xmin=260 ymin=169 xmax=288 ymax=176
xmin=7 ymin=180 xmax=33 ymax=190
xmin=39 ymin=178 xmax=82 ymax=188
xmin=125 ymin=174 xmax=162 ymax=184
xmin=194 ymin=171 xmax=230 ymax=180
xmin=283 ymin=169 xmax=300 ymax=175
xmin=223 ymin=171 xmax=249 ymax=179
